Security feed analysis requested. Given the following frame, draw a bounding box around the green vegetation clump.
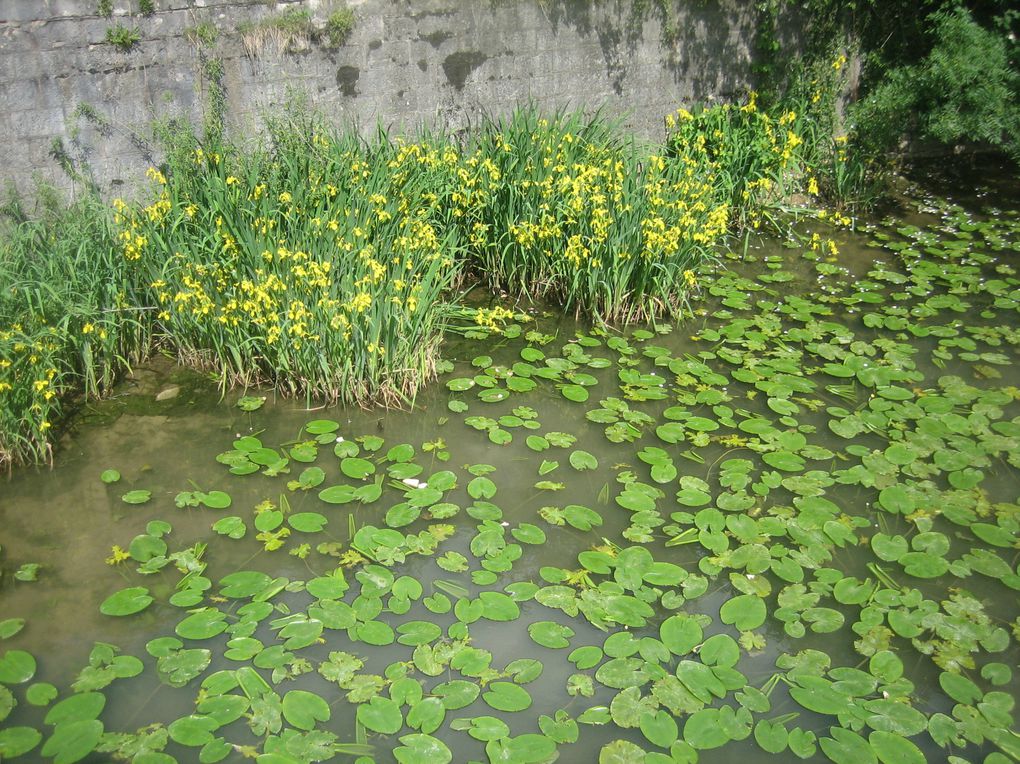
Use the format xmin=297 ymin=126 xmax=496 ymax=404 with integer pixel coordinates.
xmin=184 ymin=21 xmax=218 ymax=47
xmin=137 ymin=0 xmax=155 ymax=15
xmin=325 ymin=7 xmax=355 ymax=47
xmin=461 ymin=108 xmax=732 ymax=320
xmin=239 ymin=3 xmax=354 ymax=57
xmin=126 ymin=123 xmax=462 ymax=407
xmin=239 ymin=7 xmax=314 ymax=57
xmin=265 ymin=7 xmax=314 ymax=36
xmin=105 ymin=24 xmax=141 ymax=51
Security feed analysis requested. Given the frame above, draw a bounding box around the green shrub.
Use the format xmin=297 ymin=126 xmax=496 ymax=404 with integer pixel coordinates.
xmin=665 ymin=95 xmax=806 ymax=221
xmin=852 ymin=8 xmax=1020 ymax=162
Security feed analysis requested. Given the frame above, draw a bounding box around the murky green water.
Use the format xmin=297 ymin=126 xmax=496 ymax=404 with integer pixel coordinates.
xmin=1 ymin=191 xmax=1018 ymax=764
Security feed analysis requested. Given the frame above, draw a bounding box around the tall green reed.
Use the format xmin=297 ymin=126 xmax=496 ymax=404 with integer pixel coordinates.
xmin=123 ymin=111 xmax=464 ymax=405
xmin=0 ymin=193 xmax=149 ymax=467
xmin=457 ymin=108 xmax=725 ymax=322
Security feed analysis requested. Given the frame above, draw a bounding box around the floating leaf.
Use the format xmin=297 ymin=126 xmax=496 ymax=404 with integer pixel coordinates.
xmin=478 ymin=591 xmax=521 ymax=622
xmin=406 ymin=696 xmax=446 ymax=734
xmin=482 ymin=681 xmax=532 ymax=712
xmin=100 ymin=587 xmax=153 ymax=617
xmin=357 ymin=697 xmax=403 ymax=734
xmin=640 ymin=709 xmax=679 ymax=748
xmin=819 ymin=727 xmax=875 ymax=764
xmin=684 ymin=708 xmax=729 ymax=749
xmin=219 ymin=571 xmax=272 ymax=599
xmin=719 ymin=594 xmax=766 ymax=631
xmin=511 ymin=523 xmax=546 ymax=545
xmin=175 ymin=609 xmax=227 ymax=640
xmin=939 ymin=671 xmax=981 ymax=705
xmin=561 ymin=384 xmax=589 ymax=402
xmin=433 ymin=680 xmax=479 ymax=710
xmin=281 ymin=690 xmax=330 ymax=731
xmin=789 ymin=680 xmax=851 ymax=716
xmin=539 ymin=710 xmax=579 ymax=744
xmin=0 ymin=727 xmax=42 ymax=758
xmin=868 ymin=731 xmax=924 ymax=764
xmin=288 ymin=513 xmax=328 ymax=533
xmin=0 ymin=619 xmax=26 ymax=640
xmin=0 ymin=650 xmax=36 ymax=684
xmin=41 ymin=718 xmax=104 ymax=763
xmin=236 ymin=395 xmax=265 ymax=411
xmin=467 ymin=476 xmax=497 ymax=500
xmin=212 ymin=516 xmax=246 ymax=539
xmin=754 ymin=719 xmax=789 ymax=754
xmin=877 ymin=485 xmax=913 ymax=514
xmin=305 ymin=419 xmax=339 ymax=435
xmin=341 ymin=457 xmax=375 ymax=480
xmin=45 ymin=692 xmax=105 ymax=725
xmin=660 ymin=614 xmax=703 ymax=656
xmin=26 ymin=682 xmax=58 ymax=706
xmin=528 ymin=621 xmax=574 ymax=649
xmin=393 ymin=733 xmax=452 ymax=764
xmin=356 ymin=620 xmax=395 ymax=646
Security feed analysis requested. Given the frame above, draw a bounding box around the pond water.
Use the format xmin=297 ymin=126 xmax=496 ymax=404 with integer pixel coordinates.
xmin=1 ymin=189 xmax=1018 ymax=764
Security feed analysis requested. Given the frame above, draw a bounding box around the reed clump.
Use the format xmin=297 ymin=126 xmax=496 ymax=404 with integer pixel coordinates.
xmin=1 ymin=99 xmax=825 ymax=467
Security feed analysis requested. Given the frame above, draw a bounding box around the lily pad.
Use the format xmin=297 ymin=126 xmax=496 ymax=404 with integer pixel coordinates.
xmin=482 ymin=681 xmax=533 ymax=712
xmin=528 ymin=621 xmax=574 ymax=649
xmin=394 ymin=733 xmax=452 ymax=764
xmin=0 ymin=619 xmax=25 ymax=640
xmin=212 ymin=516 xmax=246 ymax=539
xmin=719 ymin=594 xmax=766 ymax=631
xmin=684 ymin=708 xmax=729 ymax=749
xmin=288 ymin=513 xmax=328 ymax=533
xmin=354 ymin=697 xmax=401 ymax=734
xmin=41 ymin=719 xmax=104 ymax=763
xmin=0 ymin=727 xmax=42 ymax=758
xmin=282 ymin=690 xmax=330 ymax=731
xmin=868 ymin=731 xmax=924 ymax=764
xmin=0 ymin=650 xmax=36 ymax=684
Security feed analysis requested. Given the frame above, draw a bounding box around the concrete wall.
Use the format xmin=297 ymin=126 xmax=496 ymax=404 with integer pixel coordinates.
xmin=0 ymin=0 xmax=763 ymax=200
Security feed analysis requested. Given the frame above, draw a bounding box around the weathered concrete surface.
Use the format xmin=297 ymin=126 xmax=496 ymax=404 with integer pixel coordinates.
xmin=0 ymin=0 xmax=764 ymax=200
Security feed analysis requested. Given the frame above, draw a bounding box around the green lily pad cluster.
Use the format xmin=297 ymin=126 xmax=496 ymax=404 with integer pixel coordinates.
xmin=1 ymin=196 xmax=1018 ymax=763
